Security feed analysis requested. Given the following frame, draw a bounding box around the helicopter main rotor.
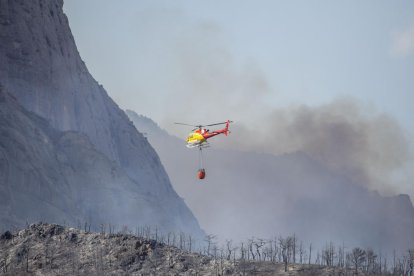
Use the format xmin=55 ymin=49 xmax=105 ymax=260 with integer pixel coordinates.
xmin=174 ymin=121 xmax=233 ymax=130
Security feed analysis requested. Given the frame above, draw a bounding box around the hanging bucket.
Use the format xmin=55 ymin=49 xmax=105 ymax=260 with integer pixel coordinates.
xmin=197 ymin=169 xmax=206 ymax=179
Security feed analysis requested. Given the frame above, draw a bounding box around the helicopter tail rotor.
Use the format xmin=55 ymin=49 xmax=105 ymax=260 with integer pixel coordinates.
xmin=224 ymin=120 xmax=233 ymax=136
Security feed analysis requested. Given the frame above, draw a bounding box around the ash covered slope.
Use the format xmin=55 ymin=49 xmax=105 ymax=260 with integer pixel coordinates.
xmin=126 ymin=111 xmax=414 ymax=252
xmin=0 ymin=0 xmax=202 ymax=236
xmin=0 ymin=223 xmax=358 ymax=276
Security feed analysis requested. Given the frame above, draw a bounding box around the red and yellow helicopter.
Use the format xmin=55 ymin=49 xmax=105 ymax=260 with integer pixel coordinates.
xmin=174 ymin=120 xmax=233 ymax=179
xmin=175 ymin=120 xmax=233 ymax=148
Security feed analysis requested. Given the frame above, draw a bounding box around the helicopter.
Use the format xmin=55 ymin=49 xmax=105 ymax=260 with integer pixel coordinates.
xmin=175 ymin=120 xmax=233 ymax=148
xmin=174 ymin=120 xmax=233 ymax=179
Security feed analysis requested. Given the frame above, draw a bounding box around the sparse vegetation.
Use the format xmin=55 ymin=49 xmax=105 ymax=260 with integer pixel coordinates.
xmin=1 ymin=223 xmax=413 ymax=275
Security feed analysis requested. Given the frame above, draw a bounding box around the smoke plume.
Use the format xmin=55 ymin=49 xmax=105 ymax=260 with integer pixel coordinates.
xmin=153 ymin=17 xmax=412 ymax=195
xmin=222 ymin=99 xmax=412 ymax=194
xmin=94 ymin=5 xmax=413 ymax=197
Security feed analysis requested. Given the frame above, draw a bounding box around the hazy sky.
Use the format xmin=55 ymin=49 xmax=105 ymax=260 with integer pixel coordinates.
xmin=63 ymin=1 xmax=414 ymax=196
xmin=64 ymin=0 xmax=414 ymax=135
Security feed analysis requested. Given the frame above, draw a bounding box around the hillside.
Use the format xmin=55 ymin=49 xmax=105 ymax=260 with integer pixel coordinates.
xmin=0 ymin=0 xmax=203 ymax=237
xmin=0 ymin=223 xmax=387 ymax=276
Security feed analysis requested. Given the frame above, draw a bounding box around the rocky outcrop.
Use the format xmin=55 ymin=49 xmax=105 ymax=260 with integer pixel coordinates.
xmin=0 ymin=0 xmax=203 ymax=238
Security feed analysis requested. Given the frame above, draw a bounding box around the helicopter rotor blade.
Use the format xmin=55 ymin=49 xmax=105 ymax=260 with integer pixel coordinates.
xmin=174 ymin=122 xmax=198 ymax=127
xmin=175 ymin=121 xmax=233 ymax=128
xmin=204 ymin=120 xmax=234 ymax=127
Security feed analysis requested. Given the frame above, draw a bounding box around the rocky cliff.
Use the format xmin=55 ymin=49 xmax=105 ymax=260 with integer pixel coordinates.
xmin=0 ymin=0 xmax=203 ymax=238
xmin=0 ymin=0 xmax=167 ymax=195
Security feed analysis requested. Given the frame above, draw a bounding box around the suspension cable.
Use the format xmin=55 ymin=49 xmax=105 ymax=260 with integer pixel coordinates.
xmin=198 ymin=147 xmax=203 ymax=169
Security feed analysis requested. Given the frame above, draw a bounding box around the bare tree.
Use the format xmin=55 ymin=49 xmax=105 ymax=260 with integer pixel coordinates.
xmin=254 ymin=238 xmax=265 ymax=261
xmin=298 ymin=241 xmax=304 ymax=264
xmin=308 ymin=243 xmax=312 ymax=265
xmin=188 ymin=234 xmax=194 ymax=253
xmin=154 ymin=226 xmax=158 ymax=242
xmin=166 ymin=232 xmax=172 ymax=246
xmin=365 ymin=248 xmax=377 ymax=273
xmin=393 ymin=249 xmax=397 ymax=275
xmin=241 ymin=242 xmax=246 ymax=260
xmin=322 ymin=242 xmax=335 ymax=267
xmin=263 ymin=240 xmax=275 ymax=262
xmin=350 ymin=247 xmax=366 ymax=275
xmin=315 ymin=250 xmax=320 ymax=265
xmin=292 ymin=234 xmax=296 ymax=264
xmin=248 ymin=239 xmax=255 ymax=260
xmin=204 ymin=234 xmax=216 ymax=256
xmin=226 ymin=240 xmax=233 ymax=261
xmin=279 ymin=236 xmax=289 ymax=272
xmin=179 ymin=232 xmax=184 ymax=250
xmin=337 ymin=243 xmax=345 ymax=268
xmin=273 ymin=238 xmax=280 ymax=263
xmin=99 ymin=223 xmax=106 ymax=235
xmin=120 ymin=225 xmax=130 ymax=235
xmin=108 ymin=223 xmax=116 ymax=235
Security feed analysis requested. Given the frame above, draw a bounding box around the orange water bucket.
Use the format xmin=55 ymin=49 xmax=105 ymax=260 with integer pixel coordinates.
xmin=197 ymin=169 xmax=206 ymax=179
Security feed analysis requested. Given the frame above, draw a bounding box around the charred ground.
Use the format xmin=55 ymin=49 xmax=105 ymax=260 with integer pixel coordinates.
xmin=2 ymin=223 xmax=410 ymax=275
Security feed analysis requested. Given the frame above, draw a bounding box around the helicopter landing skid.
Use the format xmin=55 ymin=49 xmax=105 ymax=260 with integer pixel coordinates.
xmin=186 ymin=143 xmax=210 ymax=149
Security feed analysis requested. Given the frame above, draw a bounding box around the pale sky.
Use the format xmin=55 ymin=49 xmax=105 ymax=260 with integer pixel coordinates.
xmin=63 ymin=0 xmax=414 ymax=146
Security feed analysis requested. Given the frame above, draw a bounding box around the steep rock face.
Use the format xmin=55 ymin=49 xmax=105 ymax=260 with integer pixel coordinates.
xmin=0 ymin=0 xmax=203 ymax=238
xmin=0 ymin=88 xmax=202 ymax=235
xmin=127 ymin=110 xmax=414 ymax=252
xmin=0 ymin=88 xmax=76 ymax=227
xmin=0 ymin=0 xmax=166 ymax=196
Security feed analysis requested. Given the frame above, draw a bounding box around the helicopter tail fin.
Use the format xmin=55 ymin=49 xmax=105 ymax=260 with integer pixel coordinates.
xmin=224 ymin=120 xmax=231 ymax=136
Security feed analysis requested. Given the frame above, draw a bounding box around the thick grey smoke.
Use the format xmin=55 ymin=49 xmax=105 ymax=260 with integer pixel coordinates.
xmin=155 ymin=17 xmax=412 ymax=195
xmin=222 ymin=99 xmax=412 ymax=194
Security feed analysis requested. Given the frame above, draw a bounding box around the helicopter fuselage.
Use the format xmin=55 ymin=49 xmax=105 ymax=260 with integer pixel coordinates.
xmin=186 ymin=127 xmax=227 ymax=148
